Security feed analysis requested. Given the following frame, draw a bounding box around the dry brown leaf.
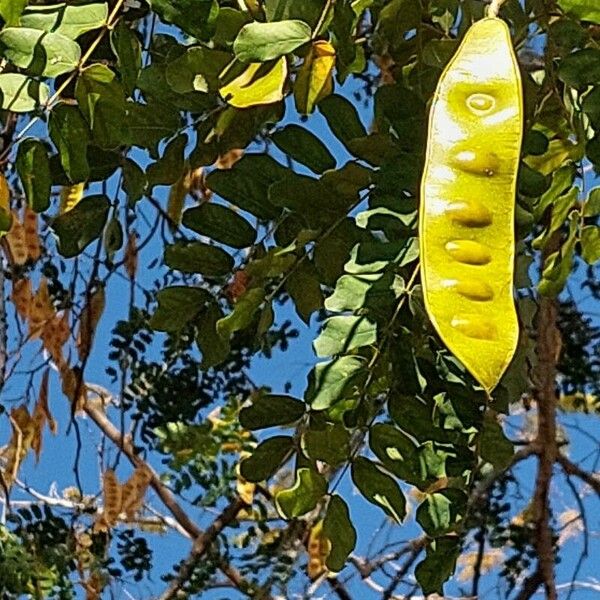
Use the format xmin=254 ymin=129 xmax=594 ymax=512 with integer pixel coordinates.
xmin=23 ymin=205 xmax=41 ymax=262
xmin=41 ymin=311 xmax=70 ymax=367
xmin=101 ymin=469 xmax=122 ymax=529
xmin=77 ymin=287 xmax=105 ymax=360
xmin=215 ymin=148 xmax=243 ymax=170
xmin=188 ymin=167 xmax=211 ymax=201
xmin=11 ymin=278 xmax=32 ymax=321
xmin=167 ymin=170 xmax=193 ymax=226
xmin=124 ymin=231 xmax=138 ymax=280
xmin=59 ymin=364 xmax=87 ymax=412
xmin=29 ymin=278 xmax=55 ymax=339
xmin=5 ymin=211 xmax=28 ymax=266
xmin=1 ymin=405 xmax=35 ymax=488
xmin=121 ymin=464 xmax=152 ymax=519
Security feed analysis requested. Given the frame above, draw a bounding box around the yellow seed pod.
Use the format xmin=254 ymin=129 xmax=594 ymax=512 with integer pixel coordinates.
xmin=420 ymin=17 xmax=523 ymax=393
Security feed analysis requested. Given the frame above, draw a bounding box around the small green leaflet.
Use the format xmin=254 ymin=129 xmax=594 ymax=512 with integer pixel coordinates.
xmin=20 ymin=3 xmax=109 ymax=38
xmin=233 ymin=19 xmax=312 ymax=62
xmin=275 ymin=468 xmax=327 ymax=518
xmin=0 ymin=74 xmax=49 ymax=112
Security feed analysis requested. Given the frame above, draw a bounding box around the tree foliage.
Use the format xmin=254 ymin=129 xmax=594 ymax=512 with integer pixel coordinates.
xmin=0 ymin=0 xmax=598 ymax=598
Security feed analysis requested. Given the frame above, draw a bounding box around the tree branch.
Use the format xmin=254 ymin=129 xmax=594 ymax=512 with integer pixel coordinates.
xmin=556 ymin=454 xmax=600 ymax=496
xmin=83 ymin=394 xmax=254 ymax=598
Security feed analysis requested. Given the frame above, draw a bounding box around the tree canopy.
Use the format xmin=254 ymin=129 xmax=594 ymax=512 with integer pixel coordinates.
xmin=0 ymin=0 xmax=599 ymax=598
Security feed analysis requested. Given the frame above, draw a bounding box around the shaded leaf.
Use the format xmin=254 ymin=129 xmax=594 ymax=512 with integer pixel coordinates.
xmin=322 ymin=496 xmax=356 ymax=572
xmin=20 ymin=3 xmax=109 ymax=38
xmin=240 ymin=436 xmax=294 ymax=482
xmin=165 ymin=241 xmax=234 ymax=277
xmin=16 ymin=139 xmax=51 ymax=213
xmin=275 ymin=467 xmax=327 ymax=518
xmin=150 ymin=286 xmax=212 ymax=332
xmin=306 ymin=355 xmax=365 ymax=410
xmin=271 ymin=124 xmax=336 ymax=174
xmin=239 ymin=394 xmax=306 ymax=430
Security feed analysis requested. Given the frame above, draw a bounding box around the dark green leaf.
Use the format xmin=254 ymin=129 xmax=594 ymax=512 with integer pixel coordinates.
xmin=183 ymin=203 xmax=257 ymax=248
xmin=16 ymin=139 xmax=51 ymax=212
xmin=351 ymin=457 xmax=406 ymax=522
xmin=52 ymin=194 xmax=110 ymax=258
xmin=122 ymin=158 xmax=147 ymax=204
xmin=233 ymin=20 xmax=312 ymax=63
xmin=264 ymin=0 xmax=326 ymax=26
xmin=150 ymin=0 xmax=219 ymax=41
xmin=479 ymin=411 xmax=514 ymax=470
xmin=196 ymin=302 xmax=230 ymax=368
xmin=149 ymin=286 xmax=212 ymax=332
xmin=146 ymin=134 xmax=187 ymax=187
xmin=275 ymin=467 xmax=327 ymax=518
xmin=240 ymin=436 xmax=294 ymax=482
xmin=302 ymin=423 xmax=350 ymax=466
xmin=165 ymin=241 xmax=234 ymax=277
xmin=558 ymin=48 xmax=600 ymax=87
xmin=111 ymin=22 xmax=142 ymax=96
xmin=49 ymin=104 xmax=90 ymax=183
xmin=271 ymin=124 xmax=336 ymax=174
xmin=166 ymin=46 xmax=230 ymax=94
xmin=322 ymin=496 xmax=356 ymax=572
xmin=75 ymin=64 xmax=128 ymax=148
xmin=318 ymin=94 xmax=367 ymax=149
xmin=285 ymin=259 xmax=324 ymax=324
xmin=239 ymin=394 xmax=305 ymax=430
xmin=415 ymin=537 xmax=460 ymax=595
xmin=416 ymin=490 xmax=468 ymax=536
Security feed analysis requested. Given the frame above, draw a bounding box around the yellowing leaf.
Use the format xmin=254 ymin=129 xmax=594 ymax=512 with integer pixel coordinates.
xmin=524 ymin=138 xmax=580 ymax=175
xmin=306 ymin=520 xmax=331 ymax=579
xmin=60 ymin=182 xmax=85 ymax=214
xmin=219 ymin=57 xmax=287 ymax=108
xmin=167 ymin=169 xmax=192 ymax=226
xmin=294 ymin=40 xmax=336 ymax=115
xmin=0 ymin=172 xmax=9 ymax=211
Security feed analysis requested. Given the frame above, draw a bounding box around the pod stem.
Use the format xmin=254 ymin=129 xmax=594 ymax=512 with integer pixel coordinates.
xmin=488 ymin=0 xmax=508 ymax=17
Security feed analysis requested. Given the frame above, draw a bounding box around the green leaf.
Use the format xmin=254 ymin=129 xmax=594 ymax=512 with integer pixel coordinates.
xmin=581 ymin=225 xmax=600 ymax=264
xmin=150 ymin=0 xmax=219 ymax=41
xmin=110 ymin=21 xmax=142 ymax=96
xmin=416 ymin=489 xmax=467 ymax=536
xmin=122 ymin=159 xmax=147 ymax=204
xmin=538 ymin=214 xmax=578 ymax=296
xmin=369 ymin=423 xmax=423 ymax=486
xmin=558 ymin=0 xmax=600 ymax=23
xmin=264 ymin=0 xmax=326 ymax=27
xmin=49 ymin=104 xmax=90 ymax=183
xmin=165 ymin=241 xmax=234 ymax=277
xmin=20 ymin=3 xmax=109 ymax=38
xmin=584 ymin=188 xmax=600 ymax=217
xmin=217 ymin=288 xmax=265 ymax=337
xmin=322 ymin=496 xmax=356 ymax=572
xmin=51 ymin=194 xmax=110 ymax=258
xmin=271 ymin=125 xmax=336 ymax=174
xmin=16 ymin=139 xmax=51 ymax=213
xmin=149 ymin=286 xmax=212 ymax=332
xmin=0 ymin=0 xmax=28 ymax=25
xmin=558 ymin=48 xmax=600 ymax=88
xmin=233 ymin=20 xmax=312 ymax=63
xmin=166 ymin=46 xmax=231 ymax=94
xmin=205 ymin=155 xmax=285 ymax=220
xmin=126 ymin=102 xmax=181 ymax=152
xmin=415 ymin=537 xmax=460 ymax=595
xmin=240 ymin=436 xmax=294 ymax=483
xmin=285 ymin=259 xmax=324 ymax=324
xmin=146 ymin=134 xmax=187 ymax=187
xmin=302 ymin=423 xmax=350 ymax=466
xmin=0 ymin=28 xmax=80 ymax=78
xmin=0 ymin=73 xmax=49 ymax=112
xmin=239 ymin=394 xmax=305 ymax=430
xmin=319 ymin=94 xmax=367 ymax=150
xmin=306 ymin=355 xmax=365 ymax=410
xmin=345 ymin=238 xmax=419 ymax=274
xmin=103 ymin=216 xmax=123 ymax=256
xmin=314 ymin=315 xmax=377 ymax=357
xmin=196 ymin=302 xmax=230 ymax=368
xmin=351 ymin=457 xmax=406 ymax=523
xmin=479 ymin=411 xmax=514 ymax=470
xmin=182 ymin=203 xmax=257 ymax=249
xmin=275 ymin=467 xmax=327 ymax=518
xmin=75 ymin=64 xmax=128 ymax=149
